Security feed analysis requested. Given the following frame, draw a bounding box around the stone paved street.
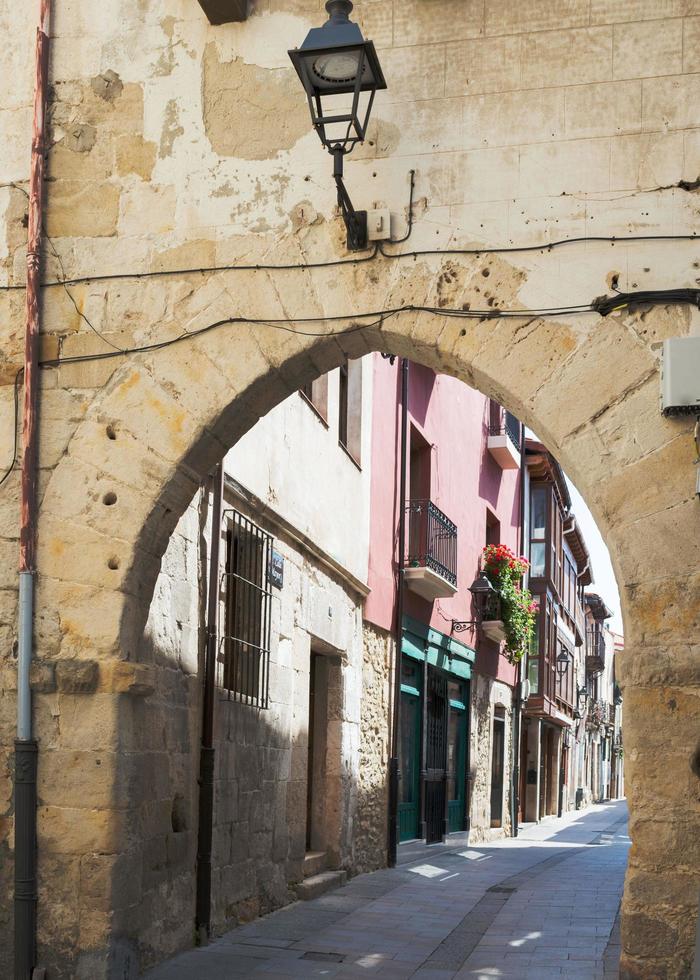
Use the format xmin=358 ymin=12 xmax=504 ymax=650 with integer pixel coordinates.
xmin=144 ymin=800 xmax=628 ymax=980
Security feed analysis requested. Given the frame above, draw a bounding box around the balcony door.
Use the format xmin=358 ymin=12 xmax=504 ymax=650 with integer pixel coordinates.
xmin=409 ymin=425 xmax=431 ymax=501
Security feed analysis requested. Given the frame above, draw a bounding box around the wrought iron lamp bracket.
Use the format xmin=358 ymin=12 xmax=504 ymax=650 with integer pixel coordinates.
xmin=451 ymin=619 xmax=478 ymax=634
xmin=332 ymin=147 xmax=367 ymax=251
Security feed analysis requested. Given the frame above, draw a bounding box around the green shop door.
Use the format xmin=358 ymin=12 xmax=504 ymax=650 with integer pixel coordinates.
xmin=398 ymin=659 xmax=422 ymax=842
xmin=447 ymin=680 xmax=468 ymax=834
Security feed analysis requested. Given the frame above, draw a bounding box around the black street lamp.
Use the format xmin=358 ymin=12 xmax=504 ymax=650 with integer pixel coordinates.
xmin=452 ymin=573 xmax=496 ymax=633
xmin=289 ymin=0 xmax=387 ymax=250
xmin=556 ymin=649 xmax=571 ymax=676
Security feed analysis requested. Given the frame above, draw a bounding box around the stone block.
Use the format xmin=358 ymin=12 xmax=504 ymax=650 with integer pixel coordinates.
xmin=80 ymin=851 xmax=142 ymax=912
xmin=610 ymin=131 xmax=685 ymax=190
xmin=294 ymin=869 xmax=347 ymax=900
xmin=613 ymin=18 xmax=683 ymax=79
xmin=621 ymin=910 xmax=679 ymax=959
xmin=55 ymin=659 xmax=99 ymax=693
xmin=564 ymin=80 xmax=641 ymax=140
xmin=596 ymin=434 xmax=693 ymax=528
xmin=463 ymin=86 xmax=566 ymax=151
xmin=521 ymin=26 xmax=612 ymax=88
xmin=445 ymin=36 xmax=520 ymax=98
xmin=642 ymin=72 xmax=700 ymax=133
xmin=45 ymin=179 xmax=120 ymax=238
xmin=519 ymin=137 xmax=612 ymax=196
xmin=395 ymin=0 xmax=483 ymax=45
xmin=610 ymin=498 xmax=700 ymax=584
xmin=30 ymin=660 xmax=56 ymax=693
xmin=51 ymin=693 xmax=119 ymax=751
xmin=621 ymin=573 xmax=700 ymax=648
xmin=103 ymin=661 xmax=156 ymax=697
xmin=165 ymin=830 xmax=191 ymax=869
xmin=381 ymin=43 xmax=447 ymax=104
xmin=590 ymin=0 xmax=682 ymax=25
xmin=683 ymin=17 xmax=700 ymax=73
xmin=38 ymin=804 xmax=126 ymax=855
xmin=38 ymin=749 xmax=116 ymax=809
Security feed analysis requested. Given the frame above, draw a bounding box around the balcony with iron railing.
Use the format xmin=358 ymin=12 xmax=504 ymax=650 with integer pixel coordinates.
xmin=586 ymin=626 xmax=606 ymax=675
xmin=487 ymin=410 xmax=521 ymax=469
xmin=404 ymin=499 xmax=458 ymax=601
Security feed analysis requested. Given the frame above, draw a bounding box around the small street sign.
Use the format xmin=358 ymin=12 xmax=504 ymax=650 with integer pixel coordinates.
xmin=268 ymin=549 xmax=284 ymax=589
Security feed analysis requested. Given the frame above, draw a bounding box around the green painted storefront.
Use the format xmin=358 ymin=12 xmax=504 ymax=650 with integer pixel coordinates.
xmin=398 ymin=616 xmax=476 ymax=843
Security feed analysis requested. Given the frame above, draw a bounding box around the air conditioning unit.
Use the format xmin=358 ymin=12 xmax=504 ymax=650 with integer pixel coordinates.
xmin=661 ymin=337 xmax=700 ymax=417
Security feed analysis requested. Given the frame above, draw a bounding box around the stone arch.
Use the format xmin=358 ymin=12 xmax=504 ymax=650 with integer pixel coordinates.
xmin=33 ymin=257 xmax=698 ymax=977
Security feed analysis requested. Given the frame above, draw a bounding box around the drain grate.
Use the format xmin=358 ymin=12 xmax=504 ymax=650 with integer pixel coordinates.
xmin=301 ymin=951 xmax=345 ymax=963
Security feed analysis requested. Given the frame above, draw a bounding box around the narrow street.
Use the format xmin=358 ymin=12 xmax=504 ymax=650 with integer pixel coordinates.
xmin=145 ymin=800 xmax=628 ymax=980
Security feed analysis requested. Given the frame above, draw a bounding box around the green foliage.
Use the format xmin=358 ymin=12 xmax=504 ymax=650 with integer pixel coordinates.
xmin=482 ymin=544 xmax=538 ymax=665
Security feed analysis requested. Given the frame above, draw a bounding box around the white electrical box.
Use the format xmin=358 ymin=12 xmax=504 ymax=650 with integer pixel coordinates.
xmin=661 ymin=337 xmax=700 ymax=417
xmin=367 ymin=209 xmax=391 ymax=241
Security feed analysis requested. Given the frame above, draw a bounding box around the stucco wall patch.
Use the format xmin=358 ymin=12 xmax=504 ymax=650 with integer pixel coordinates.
xmin=202 ymin=43 xmax=309 ymax=160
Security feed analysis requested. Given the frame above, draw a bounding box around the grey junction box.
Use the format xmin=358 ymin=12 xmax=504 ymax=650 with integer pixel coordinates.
xmin=660 ymin=337 xmax=700 ymax=417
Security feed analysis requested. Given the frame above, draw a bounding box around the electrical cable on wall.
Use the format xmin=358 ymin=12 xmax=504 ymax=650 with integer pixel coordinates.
xmin=0 ymin=369 xmax=23 ymax=489
xmin=0 ymin=166 xmax=698 ymax=292
xmin=1 ymin=286 xmax=698 ymax=495
xmin=0 ymin=231 xmax=696 ymax=291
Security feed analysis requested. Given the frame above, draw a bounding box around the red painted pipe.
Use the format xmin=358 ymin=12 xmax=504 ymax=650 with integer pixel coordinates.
xmin=15 ymin=4 xmax=51 ymax=978
xmin=20 ymin=0 xmax=50 ymax=575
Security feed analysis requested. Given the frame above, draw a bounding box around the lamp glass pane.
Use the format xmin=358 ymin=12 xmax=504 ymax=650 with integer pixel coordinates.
xmin=313 ymin=50 xmax=362 ymax=83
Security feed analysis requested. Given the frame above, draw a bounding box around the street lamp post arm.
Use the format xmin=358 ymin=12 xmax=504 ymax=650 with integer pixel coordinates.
xmin=332 ymin=148 xmax=368 ymax=251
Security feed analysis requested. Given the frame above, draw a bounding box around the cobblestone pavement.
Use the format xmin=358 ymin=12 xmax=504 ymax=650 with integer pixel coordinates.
xmin=144 ymin=800 xmax=629 ymax=980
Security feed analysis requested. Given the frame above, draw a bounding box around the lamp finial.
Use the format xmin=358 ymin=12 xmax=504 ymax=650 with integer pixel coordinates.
xmin=326 ymin=0 xmax=353 ymax=21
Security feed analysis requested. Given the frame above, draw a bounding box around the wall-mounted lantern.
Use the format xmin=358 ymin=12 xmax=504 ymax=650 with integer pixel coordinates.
xmin=562 ymin=727 xmax=572 ymax=750
xmin=452 ymin=574 xmax=496 ymax=634
xmin=556 ymin=649 xmax=571 ymax=676
xmin=577 ymin=683 xmax=588 ymax=707
xmin=288 ymin=0 xmax=386 ymax=250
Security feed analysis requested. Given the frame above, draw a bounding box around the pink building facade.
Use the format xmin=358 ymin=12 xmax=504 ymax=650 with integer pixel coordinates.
xmin=364 ymin=356 xmax=524 ymax=844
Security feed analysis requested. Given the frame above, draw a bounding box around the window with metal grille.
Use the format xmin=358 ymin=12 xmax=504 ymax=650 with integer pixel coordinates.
xmin=220 ymin=509 xmax=273 ymax=709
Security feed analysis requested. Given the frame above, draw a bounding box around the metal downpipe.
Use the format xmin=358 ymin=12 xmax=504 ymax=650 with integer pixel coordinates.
xmin=510 ymin=424 xmax=527 ymax=838
xmin=15 ymin=3 xmax=51 ymax=978
xmin=388 ymin=358 xmax=409 ymax=867
xmin=196 ymin=462 xmax=224 ymax=941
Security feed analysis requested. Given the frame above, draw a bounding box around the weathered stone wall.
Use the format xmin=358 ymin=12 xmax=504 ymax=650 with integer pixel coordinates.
xmin=355 ymin=622 xmax=392 ymax=874
xmin=133 ymin=471 xmax=371 ymax=969
xmin=1 ymin=1 xmax=699 ymax=977
xmin=468 ymin=673 xmax=514 ymax=843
